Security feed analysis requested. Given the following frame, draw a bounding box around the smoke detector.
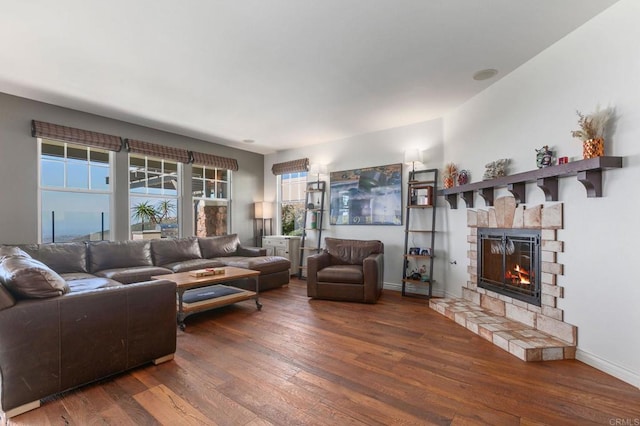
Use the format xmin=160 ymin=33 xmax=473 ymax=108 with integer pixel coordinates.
xmin=473 ymin=69 xmax=498 ymax=81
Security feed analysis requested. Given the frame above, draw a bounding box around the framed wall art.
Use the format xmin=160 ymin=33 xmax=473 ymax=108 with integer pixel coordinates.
xmin=329 ymin=163 xmax=402 ymax=225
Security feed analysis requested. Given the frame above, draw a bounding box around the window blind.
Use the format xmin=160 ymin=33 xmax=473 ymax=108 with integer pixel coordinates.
xmin=190 ymin=151 xmax=239 ymax=171
xmin=31 ymin=120 xmax=122 ymax=151
xmin=271 ymin=158 xmax=309 ymax=175
xmin=125 ymin=139 xmax=190 ymax=163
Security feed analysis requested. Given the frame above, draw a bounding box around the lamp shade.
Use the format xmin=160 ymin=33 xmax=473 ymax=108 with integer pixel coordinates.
xmin=403 ymin=149 xmax=422 ymax=165
xmin=254 ymin=201 xmax=273 ymax=219
xmin=308 ymin=163 xmax=328 ymax=175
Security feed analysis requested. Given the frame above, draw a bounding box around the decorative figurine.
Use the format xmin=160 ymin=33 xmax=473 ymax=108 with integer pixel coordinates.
xmin=483 ymin=159 xmax=509 ymax=180
xmin=536 ymin=145 xmax=553 ymax=168
xmin=457 ymin=169 xmax=470 ymax=185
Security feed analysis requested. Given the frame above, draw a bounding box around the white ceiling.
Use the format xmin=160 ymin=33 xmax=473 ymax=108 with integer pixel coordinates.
xmin=0 ymin=0 xmax=619 ymax=155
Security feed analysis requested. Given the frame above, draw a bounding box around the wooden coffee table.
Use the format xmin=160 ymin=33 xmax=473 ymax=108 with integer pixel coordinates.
xmin=152 ymin=266 xmax=262 ymax=330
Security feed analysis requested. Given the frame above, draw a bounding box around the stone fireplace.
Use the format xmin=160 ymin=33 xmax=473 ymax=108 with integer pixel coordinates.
xmin=430 ymin=196 xmax=577 ymax=361
xmin=478 ymin=227 xmax=541 ymax=306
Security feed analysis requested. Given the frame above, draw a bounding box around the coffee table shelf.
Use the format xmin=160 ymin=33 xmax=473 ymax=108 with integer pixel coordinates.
xmin=153 ymin=266 xmax=261 ymax=330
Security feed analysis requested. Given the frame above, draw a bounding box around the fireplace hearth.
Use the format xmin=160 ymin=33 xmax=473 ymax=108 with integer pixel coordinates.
xmin=430 ymin=196 xmax=577 ymax=361
xmin=478 ymin=228 xmax=541 ymax=306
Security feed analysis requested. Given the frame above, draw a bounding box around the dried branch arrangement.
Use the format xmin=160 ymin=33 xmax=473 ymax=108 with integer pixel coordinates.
xmin=570 ymin=107 xmax=612 ymax=141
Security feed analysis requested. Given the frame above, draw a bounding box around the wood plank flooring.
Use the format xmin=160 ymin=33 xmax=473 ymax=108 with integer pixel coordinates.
xmin=4 ymin=279 xmax=640 ymax=425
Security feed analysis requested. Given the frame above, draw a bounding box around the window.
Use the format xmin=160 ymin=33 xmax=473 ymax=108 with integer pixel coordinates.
xmin=192 ymin=166 xmax=230 ymax=236
xmin=39 ymin=139 xmax=112 ymax=242
xmin=129 ymin=154 xmax=180 ymax=238
xmin=279 ymin=171 xmax=307 ymax=235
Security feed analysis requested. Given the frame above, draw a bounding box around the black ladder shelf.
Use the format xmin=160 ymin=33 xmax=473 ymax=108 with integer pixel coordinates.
xmin=402 ymin=168 xmax=438 ymax=298
xmin=298 ymin=180 xmax=326 ymax=279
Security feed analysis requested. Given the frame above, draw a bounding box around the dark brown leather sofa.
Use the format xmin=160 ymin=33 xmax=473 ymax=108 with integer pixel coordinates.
xmin=0 ymin=246 xmax=177 ymax=418
xmin=307 ymin=237 xmax=384 ymax=303
xmin=0 ymin=234 xmax=290 ymax=418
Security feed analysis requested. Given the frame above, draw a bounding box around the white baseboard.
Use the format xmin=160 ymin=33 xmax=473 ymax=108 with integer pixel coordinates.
xmin=576 ymin=349 xmax=640 ymax=389
xmin=383 ymin=282 xmax=445 ymax=297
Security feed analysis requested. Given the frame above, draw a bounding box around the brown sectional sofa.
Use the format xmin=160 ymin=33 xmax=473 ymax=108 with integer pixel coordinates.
xmin=0 ymin=234 xmax=290 ymax=418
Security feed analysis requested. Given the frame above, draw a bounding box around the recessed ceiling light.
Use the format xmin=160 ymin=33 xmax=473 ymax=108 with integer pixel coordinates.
xmin=242 ymin=139 xmax=255 ymax=144
xmin=473 ymin=68 xmax=498 ymax=81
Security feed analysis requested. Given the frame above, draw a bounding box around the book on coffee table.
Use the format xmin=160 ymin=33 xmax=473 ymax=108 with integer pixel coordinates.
xmin=188 ymin=268 xmax=225 ymax=277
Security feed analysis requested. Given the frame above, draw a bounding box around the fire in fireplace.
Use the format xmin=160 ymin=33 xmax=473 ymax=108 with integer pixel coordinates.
xmin=477 ymin=228 xmax=541 ymax=306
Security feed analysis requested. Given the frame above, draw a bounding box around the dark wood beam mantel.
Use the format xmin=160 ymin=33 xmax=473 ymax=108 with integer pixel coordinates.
xmin=440 ymin=156 xmax=622 ymax=209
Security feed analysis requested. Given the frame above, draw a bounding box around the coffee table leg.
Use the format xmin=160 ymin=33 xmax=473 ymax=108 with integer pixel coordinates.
xmin=254 ymin=276 xmax=262 ymax=311
xmin=177 ymin=288 xmax=187 ymax=330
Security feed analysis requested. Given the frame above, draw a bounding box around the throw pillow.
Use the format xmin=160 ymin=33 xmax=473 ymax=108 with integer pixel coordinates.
xmin=0 ymin=245 xmax=31 ymax=262
xmin=0 ymin=256 xmax=69 ymax=299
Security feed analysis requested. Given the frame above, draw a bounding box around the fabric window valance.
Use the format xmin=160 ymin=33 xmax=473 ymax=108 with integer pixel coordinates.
xmin=125 ymin=139 xmax=190 ymax=163
xmin=271 ymin=158 xmax=309 ymax=175
xmin=31 ymin=120 xmax=122 ymax=151
xmin=190 ymin=151 xmax=239 ymax=171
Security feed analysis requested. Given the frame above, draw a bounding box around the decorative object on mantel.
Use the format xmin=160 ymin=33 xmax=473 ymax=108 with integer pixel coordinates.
xmin=570 ymin=106 xmax=613 ymax=159
xmin=536 ymin=145 xmax=553 ymax=168
xmin=457 ymin=169 xmax=470 ymax=186
xmin=442 ymin=163 xmax=458 ymax=189
xmin=483 ymin=158 xmax=509 ymax=180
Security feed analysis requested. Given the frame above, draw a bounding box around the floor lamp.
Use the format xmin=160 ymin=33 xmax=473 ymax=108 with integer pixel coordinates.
xmin=254 ymin=201 xmax=273 ymax=247
xmin=403 ymin=148 xmax=423 ymax=181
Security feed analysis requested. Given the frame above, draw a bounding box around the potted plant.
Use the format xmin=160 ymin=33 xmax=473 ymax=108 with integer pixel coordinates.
xmin=131 ymin=201 xmax=159 ymax=231
xmin=131 ymin=200 xmax=176 ymax=239
xmin=571 ymin=107 xmax=612 ymax=159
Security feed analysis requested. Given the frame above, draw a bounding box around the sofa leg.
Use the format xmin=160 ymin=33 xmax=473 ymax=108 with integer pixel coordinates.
xmin=152 ymin=353 xmax=175 ymax=365
xmin=4 ymin=400 xmax=41 ymax=418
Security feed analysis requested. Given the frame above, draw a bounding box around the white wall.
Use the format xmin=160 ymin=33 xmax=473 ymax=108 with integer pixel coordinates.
xmin=0 ymin=92 xmax=264 ymax=246
xmin=442 ymin=0 xmax=640 ymax=387
xmin=264 ymin=119 xmax=445 ymax=291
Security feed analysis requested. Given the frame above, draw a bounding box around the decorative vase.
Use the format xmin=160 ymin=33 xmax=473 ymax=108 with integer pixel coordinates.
xmin=457 ymin=170 xmax=469 ymax=186
xmin=583 ymin=138 xmax=604 ymax=159
xmin=443 ymin=177 xmax=454 ymax=189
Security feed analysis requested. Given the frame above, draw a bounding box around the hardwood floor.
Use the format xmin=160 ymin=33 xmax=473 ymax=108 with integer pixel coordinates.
xmin=5 ymin=279 xmax=640 ymax=425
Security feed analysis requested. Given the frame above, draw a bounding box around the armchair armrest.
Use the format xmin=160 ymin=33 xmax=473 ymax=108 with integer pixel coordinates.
xmin=363 ymin=252 xmax=384 ymax=303
xmin=306 ymin=251 xmax=331 ymax=297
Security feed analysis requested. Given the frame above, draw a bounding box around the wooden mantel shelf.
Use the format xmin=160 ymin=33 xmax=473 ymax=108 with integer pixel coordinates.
xmin=439 ymin=156 xmax=622 ymax=209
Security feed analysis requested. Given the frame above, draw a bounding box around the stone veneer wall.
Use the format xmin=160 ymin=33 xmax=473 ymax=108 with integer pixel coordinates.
xmin=464 ymin=196 xmax=577 ymax=346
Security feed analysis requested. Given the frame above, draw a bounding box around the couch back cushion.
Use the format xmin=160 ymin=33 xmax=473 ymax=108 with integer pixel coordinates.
xmin=88 ymin=240 xmax=153 ymax=273
xmin=325 ymin=238 xmax=384 ymax=265
xmin=0 ymin=256 xmax=69 ymax=299
xmin=198 ymin=234 xmax=240 ymax=258
xmin=151 ymin=237 xmax=202 ymax=266
xmin=20 ymin=242 xmax=88 ymax=273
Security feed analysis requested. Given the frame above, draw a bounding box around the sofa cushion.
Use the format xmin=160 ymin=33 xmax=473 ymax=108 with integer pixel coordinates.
xmin=220 ymin=256 xmax=291 ymax=275
xmin=0 ymin=245 xmax=30 ymax=262
xmin=317 ymin=264 xmax=363 ymax=284
xmin=20 ymin=242 xmax=88 ymax=273
xmin=151 ymin=237 xmax=202 ymax=267
xmin=94 ymin=266 xmax=172 ymax=284
xmin=60 ymin=272 xmax=99 ymax=281
xmin=198 ymin=234 xmax=240 ymax=258
xmin=65 ymin=276 xmax=122 ymax=294
xmin=88 ymin=240 xmax=153 ymax=273
xmin=0 ymin=256 xmax=70 ymax=299
xmin=325 ymin=238 xmax=383 ymax=265
xmin=163 ymin=258 xmax=225 ymax=273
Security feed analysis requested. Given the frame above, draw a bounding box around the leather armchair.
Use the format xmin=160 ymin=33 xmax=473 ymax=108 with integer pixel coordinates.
xmin=307 ymin=238 xmax=384 ymax=303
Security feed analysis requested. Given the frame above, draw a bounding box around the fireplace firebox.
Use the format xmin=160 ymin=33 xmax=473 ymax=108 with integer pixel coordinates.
xmin=478 ymin=228 xmax=541 ymax=306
